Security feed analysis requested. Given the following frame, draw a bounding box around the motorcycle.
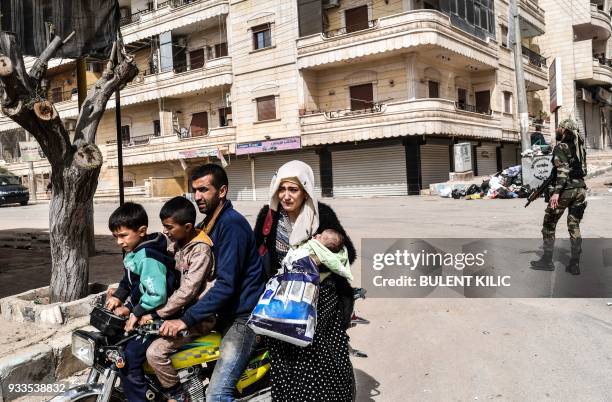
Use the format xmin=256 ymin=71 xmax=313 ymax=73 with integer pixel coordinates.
xmin=50 ymin=288 xmax=368 ymax=402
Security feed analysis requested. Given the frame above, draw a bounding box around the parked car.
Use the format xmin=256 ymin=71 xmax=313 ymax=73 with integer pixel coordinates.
xmin=0 ymin=175 xmax=29 ymax=206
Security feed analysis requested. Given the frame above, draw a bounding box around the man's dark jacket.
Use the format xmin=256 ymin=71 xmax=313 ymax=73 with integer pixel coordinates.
xmin=181 ymin=200 xmax=265 ymax=327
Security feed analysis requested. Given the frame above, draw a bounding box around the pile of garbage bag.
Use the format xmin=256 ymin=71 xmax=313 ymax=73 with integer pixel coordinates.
xmin=440 ymin=165 xmax=534 ymax=200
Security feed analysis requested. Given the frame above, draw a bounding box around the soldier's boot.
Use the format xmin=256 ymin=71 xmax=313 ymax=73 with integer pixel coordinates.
xmin=530 ymin=240 xmax=555 ymax=271
xmin=566 ymin=238 xmax=582 ymax=275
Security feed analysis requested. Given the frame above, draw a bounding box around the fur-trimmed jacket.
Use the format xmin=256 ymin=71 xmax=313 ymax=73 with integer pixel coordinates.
xmin=254 ymin=202 xmax=356 ymax=329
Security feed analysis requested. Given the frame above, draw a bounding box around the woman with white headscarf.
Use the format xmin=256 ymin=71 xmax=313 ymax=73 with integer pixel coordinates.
xmin=254 ymin=160 xmax=356 ymax=401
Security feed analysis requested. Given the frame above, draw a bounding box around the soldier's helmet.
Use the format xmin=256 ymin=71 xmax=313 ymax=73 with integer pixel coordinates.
xmin=558 ymin=118 xmax=579 ymax=134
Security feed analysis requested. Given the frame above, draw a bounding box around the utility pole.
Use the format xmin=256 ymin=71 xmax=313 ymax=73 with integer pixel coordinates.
xmin=510 ymin=0 xmax=530 ymax=152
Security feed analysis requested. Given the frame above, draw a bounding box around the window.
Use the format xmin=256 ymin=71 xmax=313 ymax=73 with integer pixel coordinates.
xmin=153 ymin=120 xmax=161 ymax=137
xmin=214 ymin=42 xmax=228 ymax=58
xmin=428 ymin=81 xmax=440 ymax=98
xmin=475 ymin=90 xmax=491 ymax=114
xmin=457 ymin=88 xmax=467 ymax=105
xmin=219 ymin=107 xmax=232 ymax=127
xmin=349 ymin=83 xmax=374 ymax=111
xmin=501 ymin=25 xmax=508 ymax=48
xmin=256 ymin=96 xmax=276 ymax=121
xmin=189 ymin=49 xmax=204 ymax=69
xmin=190 ymin=112 xmax=208 ymax=137
xmin=253 ymin=24 xmax=272 ymax=50
xmin=51 ymin=87 xmax=63 ymax=103
xmin=503 ymin=91 xmax=513 ymax=114
xmin=121 ymin=125 xmax=131 ymax=143
xmin=345 ymin=5 xmax=369 ymax=33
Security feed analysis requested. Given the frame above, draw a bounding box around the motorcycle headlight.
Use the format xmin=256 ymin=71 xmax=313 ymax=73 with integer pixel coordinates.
xmin=72 ymin=333 xmax=95 ymax=366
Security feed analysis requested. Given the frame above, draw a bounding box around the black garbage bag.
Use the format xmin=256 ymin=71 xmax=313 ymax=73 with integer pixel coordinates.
xmin=481 ymin=179 xmax=490 ymax=193
xmin=452 ymin=189 xmax=466 ymax=199
xmin=516 ymin=185 xmax=531 ymax=198
xmin=466 ymin=184 xmax=481 ymax=196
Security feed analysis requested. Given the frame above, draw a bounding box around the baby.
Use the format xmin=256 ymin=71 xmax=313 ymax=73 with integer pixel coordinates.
xmin=302 ymin=228 xmax=352 ymax=281
xmin=312 ymin=229 xmax=344 ymax=253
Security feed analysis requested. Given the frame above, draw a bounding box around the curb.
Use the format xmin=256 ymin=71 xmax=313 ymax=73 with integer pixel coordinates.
xmin=0 ymin=319 xmax=91 ymax=401
xmin=586 ymin=165 xmax=612 ymax=179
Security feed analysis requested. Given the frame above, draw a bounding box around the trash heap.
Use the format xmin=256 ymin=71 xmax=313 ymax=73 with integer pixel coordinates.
xmin=439 ymin=165 xmax=535 ymax=200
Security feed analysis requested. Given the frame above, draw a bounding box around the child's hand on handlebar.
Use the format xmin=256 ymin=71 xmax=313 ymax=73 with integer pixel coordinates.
xmin=125 ymin=313 xmax=139 ymax=332
xmin=105 ymin=296 xmax=122 ymax=311
xmin=114 ymin=306 xmax=130 ymax=317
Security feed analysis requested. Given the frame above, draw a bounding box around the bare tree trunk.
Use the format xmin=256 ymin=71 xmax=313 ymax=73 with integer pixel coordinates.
xmin=0 ymin=31 xmax=138 ymax=302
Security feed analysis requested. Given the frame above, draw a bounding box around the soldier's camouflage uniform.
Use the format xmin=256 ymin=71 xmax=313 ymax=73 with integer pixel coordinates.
xmin=535 ymin=119 xmax=587 ymax=274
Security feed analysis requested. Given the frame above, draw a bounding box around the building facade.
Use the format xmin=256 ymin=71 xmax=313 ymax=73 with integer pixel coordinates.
xmin=537 ymin=0 xmax=612 ymax=150
xmin=0 ymin=0 xmax=550 ymax=199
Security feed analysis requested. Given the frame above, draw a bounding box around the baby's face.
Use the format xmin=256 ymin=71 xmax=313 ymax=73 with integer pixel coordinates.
xmin=314 ymin=231 xmax=336 ymax=248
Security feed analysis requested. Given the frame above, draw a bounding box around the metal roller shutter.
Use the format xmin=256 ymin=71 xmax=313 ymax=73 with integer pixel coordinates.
xmin=501 ymin=143 xmax=519 ymax=169
xmin=420 ymin=144 xmax=449 ymax=187
xmin=225 ymin=157 xmax=254 ymax=201
xmin=254 ymin=152 xmax=322 ymax=201
xmin=476 ymin=143 xmax=498 ymax=176
xmin=332 ymin=145 xmax=407 ymax=197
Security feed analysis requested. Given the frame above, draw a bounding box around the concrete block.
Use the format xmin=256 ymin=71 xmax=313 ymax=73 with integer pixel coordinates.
xmin=48 ymin=332 xmax=87 ymax=381
xmin=38 ymin=305 xmax=63 ymax=326
xmin=0 ymin=344 xmax=55 ymax=401
xmin=0 ymin=283 xmax=113 ymax=326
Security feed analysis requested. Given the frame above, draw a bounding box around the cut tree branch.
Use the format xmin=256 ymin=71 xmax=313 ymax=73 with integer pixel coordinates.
xmin=75 ymin=44 xmax=138 ymax=145
xmin=0 ymin=31 xmax=72 ymax=164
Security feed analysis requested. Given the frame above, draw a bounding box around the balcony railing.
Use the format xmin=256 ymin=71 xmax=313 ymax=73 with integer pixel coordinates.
xmin=522 ymin=46 xmax=547 ymax=68
xmin=595 ymin=55 xmax=612 ymax=68
xmin=322 ymin=103 xmax=385 ymax=119
xmin=455 ymin=102 xmax=492 ymax=115
xmin=120 ymin=7 xmax=154 ymax=26
xmin=322 ymin=20 xmax=378 ymax=38
xmin=120 ymin=0 xmax=203 ymax=26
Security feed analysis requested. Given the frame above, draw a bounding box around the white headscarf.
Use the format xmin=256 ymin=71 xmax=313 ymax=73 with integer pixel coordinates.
xmin=269 ymin=160 xmax=319 ymax=246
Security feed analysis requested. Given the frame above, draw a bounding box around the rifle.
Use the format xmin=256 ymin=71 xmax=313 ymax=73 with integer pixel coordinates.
xmin=525 ymin=167 xmax=557 ymax=208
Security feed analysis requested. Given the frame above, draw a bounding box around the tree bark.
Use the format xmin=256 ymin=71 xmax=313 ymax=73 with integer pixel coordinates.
xmin=0 ymin=32 xmax=138 ymax=302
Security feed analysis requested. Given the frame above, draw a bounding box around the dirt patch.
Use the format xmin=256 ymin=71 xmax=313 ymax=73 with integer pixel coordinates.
xmin=0 ymin=229 xmax=123 ymax=298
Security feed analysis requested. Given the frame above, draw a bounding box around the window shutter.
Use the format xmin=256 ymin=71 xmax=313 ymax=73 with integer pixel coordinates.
xmin=257 ymin=96 xmax=276 ymax=121
xmin=345 ymin=6 xmax=369 ymax=33
xmin=189 ymin=49 xmax=205 ymax=69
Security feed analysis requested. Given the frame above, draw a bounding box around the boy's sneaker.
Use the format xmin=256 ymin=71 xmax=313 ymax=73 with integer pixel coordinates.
xmin=166 ymin=385 xmax=190 ymax=402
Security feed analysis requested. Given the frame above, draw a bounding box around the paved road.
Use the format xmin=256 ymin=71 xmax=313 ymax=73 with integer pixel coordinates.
xmin=1 ymin=195 xmax=612 ymax=401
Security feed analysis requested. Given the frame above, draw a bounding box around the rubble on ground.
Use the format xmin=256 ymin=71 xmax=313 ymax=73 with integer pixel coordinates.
xmin=438 ymin=165 xmax=535 ymax=200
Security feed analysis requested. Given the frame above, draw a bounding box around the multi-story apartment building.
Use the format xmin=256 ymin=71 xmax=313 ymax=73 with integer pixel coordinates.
xmin=537 ymin=0 xmax=612 ymax=150
xmin=0 ymin=0 xmax=550 ymax=199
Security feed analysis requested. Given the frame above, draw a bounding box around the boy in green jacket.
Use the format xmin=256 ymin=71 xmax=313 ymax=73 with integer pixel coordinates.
xmin=105 ymin=202 xmax=176 ymax=402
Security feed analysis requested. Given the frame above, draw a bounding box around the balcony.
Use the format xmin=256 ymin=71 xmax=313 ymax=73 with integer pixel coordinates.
xmin=521 ymin=46 xmax=548 ymax=90
xmin=296 ymin=10 xmax=498 ymax=70
xmin=589 ymin=3 xmax=612 ymax=39
xmin=299 ymin=99 xmax=502 ymax=146
xmin=121 ymin=0 xmax=229 ymax=46
xmin=105 ymin=126 xmax=236 ymax=167
xmin=39 ymin=57 xmax=233 ymax=121
xmin=518 ymin=0 xmax=546 ymax=38
xmin=591 ymin=58 xmax=612 ymax=85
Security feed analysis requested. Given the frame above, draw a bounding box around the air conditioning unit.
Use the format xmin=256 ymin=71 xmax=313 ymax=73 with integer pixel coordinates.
xmin=323 ymin=0 xmax=340 ymax=9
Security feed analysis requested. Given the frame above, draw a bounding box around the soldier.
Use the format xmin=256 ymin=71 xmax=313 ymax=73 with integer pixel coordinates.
xmin=530 ymin=119 xmax=587 ymax=275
